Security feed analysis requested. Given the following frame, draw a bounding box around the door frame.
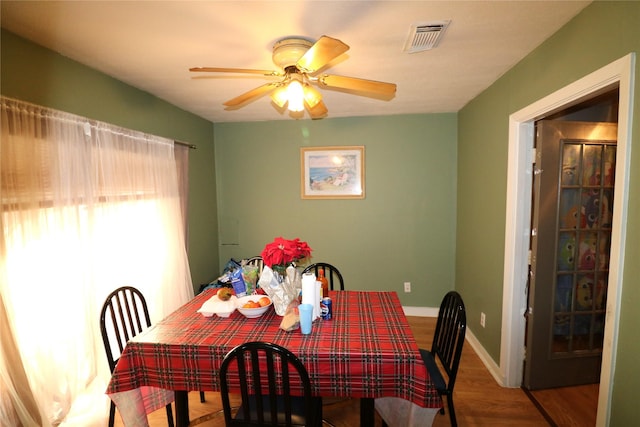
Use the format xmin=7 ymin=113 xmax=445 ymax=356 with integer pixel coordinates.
xmin=500 ymin=53 xmax=635 ymax=425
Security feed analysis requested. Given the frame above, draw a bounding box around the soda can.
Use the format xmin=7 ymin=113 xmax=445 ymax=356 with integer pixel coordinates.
xmin=321 ymin=297 xmax=332 ymax=320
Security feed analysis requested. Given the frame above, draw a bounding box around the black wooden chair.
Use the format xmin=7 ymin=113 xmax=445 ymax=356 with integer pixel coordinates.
xmin=302 ymin=263 xmax=344 ymax=291
xmin=100 ymin=286 xmax=174 ymax=427
xmin=420 ymin=291 xmax=466 ymax=427
xmin=219 ymin=341 xmax=322 ymax=427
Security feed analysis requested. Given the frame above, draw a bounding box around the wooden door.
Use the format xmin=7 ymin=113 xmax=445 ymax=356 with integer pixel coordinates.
xmin=523 ymin=120 xmax=617 ymax=390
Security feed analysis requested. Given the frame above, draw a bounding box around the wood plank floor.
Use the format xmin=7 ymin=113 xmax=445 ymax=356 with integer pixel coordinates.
xmin=527 ymin=384 xmax=599 ymax=427
xmin=115 ymin=316 xmax=598 ymax=426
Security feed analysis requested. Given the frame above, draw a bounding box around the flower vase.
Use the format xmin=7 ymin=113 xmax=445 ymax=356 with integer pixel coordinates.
xmin=272 ymin=265 xmax=287 ymax=285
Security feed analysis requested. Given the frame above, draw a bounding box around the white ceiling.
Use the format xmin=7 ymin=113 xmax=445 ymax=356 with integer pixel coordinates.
xmin=1 ymin=1 xmax=591 ymax=123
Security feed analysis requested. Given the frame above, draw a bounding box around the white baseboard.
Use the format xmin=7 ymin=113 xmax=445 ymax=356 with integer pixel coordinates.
xmin=465 ymin=327 xmax=506 ymax=387
xmin=402 ymin=306 xmax=439 ymax=317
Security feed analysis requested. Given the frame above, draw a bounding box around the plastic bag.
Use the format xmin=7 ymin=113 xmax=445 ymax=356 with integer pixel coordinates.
xmin=258 ymin=265 xmax=302 ymax=316
xmin=279 ymin=299 xmax=300 ymax=331
xmin=199 ymin=259 xmax=242 ymax=293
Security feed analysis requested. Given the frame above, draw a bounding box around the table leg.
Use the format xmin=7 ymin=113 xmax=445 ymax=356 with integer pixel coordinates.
xmin=175 ymin=391 xmax=189 ymax=427
xmin=360 ymin=398 xmax=374 ymax=427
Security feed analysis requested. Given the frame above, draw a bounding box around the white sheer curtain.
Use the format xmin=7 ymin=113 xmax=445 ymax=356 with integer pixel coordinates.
xmin=174 ymin=143 xmax=190 ymax=241
xmin=0 ymin=97 xmax=194 ymax=426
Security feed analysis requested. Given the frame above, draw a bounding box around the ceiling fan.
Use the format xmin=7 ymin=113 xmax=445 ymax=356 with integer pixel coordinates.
xmin=189 ymin=35 xmax=397 ymax=119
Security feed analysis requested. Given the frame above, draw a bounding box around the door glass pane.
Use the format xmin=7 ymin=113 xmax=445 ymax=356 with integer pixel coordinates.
xmin=597 ymin=232 xmax=611 ymax=271
xmin=604 ymin=146 xmax=616 ymax=187
xmin=594 ymin=272 xmax=608 ymax=310
xmin=575 ymin=274 xmax=594 ymax=311
xmin=552 ymin=141 xmax=615 ymax=357
xmin=573 ymin=314 xmax=592 ymax=351
xmin=557 ymin=232 xmax=576 ymax=271
xmin=578 ymin=233 xmax=597 ymax=272
xmin=582 ymin=145 xmax=602 ymax=186
xmin=581 ymin=189 xmax=602 ymax=229
xmin=561 ymin=144 xmax=581 ymax=185
xmin=593 ymin=313 xmax=606 ymax=350
xmin=555 ymin=274 xmax=573 ymax=312
xmin=559 ymin=189 xmax=581 ymax=229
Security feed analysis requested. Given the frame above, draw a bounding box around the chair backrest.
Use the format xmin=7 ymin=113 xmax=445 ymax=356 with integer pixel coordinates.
xmin=246 ymin=256 xmax=265 ymax=276
xmin=99 ymin=286 xmax=151 ymax=372
xmin=302 ymin=263 xmax=344 ymax=291
xmin=431 ymin=291 xmax=466 ymax=391
xmin=219 ymin=341 xmax=318 ymax=427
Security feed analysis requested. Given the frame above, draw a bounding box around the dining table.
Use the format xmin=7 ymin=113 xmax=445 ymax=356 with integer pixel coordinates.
xmin=106 ymin=289 xmax=441 ymax=426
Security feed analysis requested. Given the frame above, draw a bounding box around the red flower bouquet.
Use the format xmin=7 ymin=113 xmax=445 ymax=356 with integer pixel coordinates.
xmin=260 ymin=237 xmax=312 ymax=270
xmin=258 ymin=237 xmax=311 ymax=316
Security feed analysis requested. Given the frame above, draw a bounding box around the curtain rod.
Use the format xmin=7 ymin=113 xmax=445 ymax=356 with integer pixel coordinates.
xmin=175 ymin=140 xmax=197 ymax=150
xmin=2 ymin=96 xmax=199 ymax=150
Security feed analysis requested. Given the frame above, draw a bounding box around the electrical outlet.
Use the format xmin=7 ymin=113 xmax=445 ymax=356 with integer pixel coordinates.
xmin=480 ymin=312 xmax=486 ymax=328
xmin=404 ymin=282 xmax=411 ymax=293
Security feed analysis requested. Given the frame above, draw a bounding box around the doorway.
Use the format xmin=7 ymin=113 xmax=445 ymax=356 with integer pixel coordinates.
xmin=500 ymin=53 xmax=634 ymax=426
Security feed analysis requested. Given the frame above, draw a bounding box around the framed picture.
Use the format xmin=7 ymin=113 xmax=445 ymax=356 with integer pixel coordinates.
xmin=300 ymin=146 xmax=365 ymax=199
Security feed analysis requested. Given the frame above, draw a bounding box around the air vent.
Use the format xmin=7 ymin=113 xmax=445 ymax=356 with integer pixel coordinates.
xmin=403 ymin=20 xmax=450 ymax=53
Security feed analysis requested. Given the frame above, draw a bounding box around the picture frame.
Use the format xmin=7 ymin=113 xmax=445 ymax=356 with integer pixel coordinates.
xmin=300 ymin=146 xmax=365 ymax=199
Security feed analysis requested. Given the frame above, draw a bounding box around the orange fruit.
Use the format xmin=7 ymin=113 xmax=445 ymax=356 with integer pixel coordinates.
xmin=258 ymin=297 xmax=271 ymax=307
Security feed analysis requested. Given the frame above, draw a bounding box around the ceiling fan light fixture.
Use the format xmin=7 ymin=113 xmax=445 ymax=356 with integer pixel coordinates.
xmin=302 ymin=84 xmax=322 ymax=108
xmin=270 ymin=86 xmax=289 ymax=108
xmin=286 ymin=79 xmax=305 ymax=112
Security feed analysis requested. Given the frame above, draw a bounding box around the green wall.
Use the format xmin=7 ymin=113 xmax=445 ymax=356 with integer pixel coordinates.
xmin=214 ymin=114 xmax=457 ymax=306
xmin=0 ymin=29 xmax=219 ymax=289
xmin=456 ymin=1 xmax=639 ymax=424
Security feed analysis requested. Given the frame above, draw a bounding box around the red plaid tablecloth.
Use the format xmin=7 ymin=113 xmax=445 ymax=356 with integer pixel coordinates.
xmin=107 ymin=290 xmax=440 ymax=422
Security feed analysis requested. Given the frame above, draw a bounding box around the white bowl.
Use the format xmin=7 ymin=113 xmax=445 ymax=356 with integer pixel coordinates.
xmin=236 ymin=295 xmax=272 ymax=319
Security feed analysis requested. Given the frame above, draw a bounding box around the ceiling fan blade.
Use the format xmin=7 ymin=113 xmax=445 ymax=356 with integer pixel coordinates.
xmin=317 ymin=74 xmax=397 ymax=96
xmin=306 ymin=100 xmax=328 ymax=119
xmin=296 ymin=36 xmax=349 ymax=74
xmin=223 ymin=82 xmax=281 ymax=107
xmin=190 ymin=67 xmax=281 ymax=76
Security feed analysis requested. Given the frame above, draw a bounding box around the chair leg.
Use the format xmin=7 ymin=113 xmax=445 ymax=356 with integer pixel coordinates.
xmin=166 ymin=403 xmax=175 ymax=427
xmin=108 ymin=401 xmax=116 ymax=427
xmin=200 ymin=391 xmax=205 ymax=403
xmin=446 ymin=394 xmax=457 ymax=427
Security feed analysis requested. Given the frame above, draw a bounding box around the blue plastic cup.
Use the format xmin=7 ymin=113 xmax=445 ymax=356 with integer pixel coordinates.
xmin=299 ymin=303 xmax=313 ymax=335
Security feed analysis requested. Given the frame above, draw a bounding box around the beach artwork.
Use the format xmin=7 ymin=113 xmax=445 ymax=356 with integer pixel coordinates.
xmin=300 ymin=146 xmax=364 ymax=199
